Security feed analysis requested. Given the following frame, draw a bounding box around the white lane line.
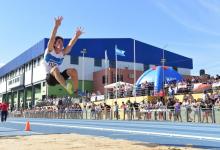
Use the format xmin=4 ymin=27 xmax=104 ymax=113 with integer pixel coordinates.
xmin=0 ymin=125 xmax=42 ymax=135
xmin=8 ymin=121 xmax=220 ymax=142
xmin=16 ymin=119 xmax=220 ymax=131
xmin=0 ymin=131 xmax=42 ymax=136
xmin=0 ymin=126 xmax=19 ymax=131
xmin=23 ymin=131 xmax=43 ymax=134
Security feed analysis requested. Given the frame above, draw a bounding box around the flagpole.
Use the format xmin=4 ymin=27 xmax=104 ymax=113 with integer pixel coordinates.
xmin=162 ymin=45 xmax=167 ymax=96
xmin=105 ymin=50 xmax=108 ymax=101
xmin=115 ymin=45 xmax=118 ymax=101
xmin=115 ymin=45 xmax=125 ymax=101
xmin=133 ymin=39 xmax=136 ymax=98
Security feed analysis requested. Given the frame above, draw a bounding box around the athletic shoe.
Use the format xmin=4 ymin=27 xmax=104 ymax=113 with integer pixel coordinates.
xmin=66 ymin=83 xmax=73 ymax=95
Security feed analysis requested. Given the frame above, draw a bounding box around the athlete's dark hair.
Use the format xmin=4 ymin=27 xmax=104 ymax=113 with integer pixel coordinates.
xmin=54 ymin=36 xmax=64 ymax=48
xmin=55 ymin=36 xmax=63 ymax=42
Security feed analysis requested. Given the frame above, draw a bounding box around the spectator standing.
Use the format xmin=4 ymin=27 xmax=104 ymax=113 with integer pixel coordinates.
xmin=174 ymin=99 xmax=182 ymax=122
xmin=191 ymin=99 xmax=200 ymax=122
xmin=167 ymin=98 xmax=175 ymax=120
xmin=133 ymin=100 xmax=140 ymax=120
xmin=1 ymin=102 xmax=9 ymax=122
xmin=113 ymin=101 xmax=119 ymax=120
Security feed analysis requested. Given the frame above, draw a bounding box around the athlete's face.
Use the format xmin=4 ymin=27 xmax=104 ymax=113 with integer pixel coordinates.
xmin=54 ymin=39 xmax=63 ymax=53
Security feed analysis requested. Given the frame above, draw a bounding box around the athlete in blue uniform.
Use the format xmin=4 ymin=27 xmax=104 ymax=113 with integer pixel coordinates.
xmin=44 ymin=16 xmax=84 ymax=95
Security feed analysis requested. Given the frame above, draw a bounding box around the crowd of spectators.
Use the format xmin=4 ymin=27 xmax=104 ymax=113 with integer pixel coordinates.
xmin=8 ymin=74 xmax=220 ymax=123
xmin=107 ymin=74 xmax=220 ymax=99
xmin=12 ymin=88 xmax=219 ymax=123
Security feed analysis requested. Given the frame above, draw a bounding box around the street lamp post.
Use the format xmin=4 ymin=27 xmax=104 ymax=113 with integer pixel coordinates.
xmin=161 ymin=45 xmax=167 ymax=96
xmin=81 ymin=49 xmax=87 ymax=95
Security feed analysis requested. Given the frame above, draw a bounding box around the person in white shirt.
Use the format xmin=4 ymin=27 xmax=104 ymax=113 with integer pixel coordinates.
xmin=44 ymin=16 xmax=84 ymax=95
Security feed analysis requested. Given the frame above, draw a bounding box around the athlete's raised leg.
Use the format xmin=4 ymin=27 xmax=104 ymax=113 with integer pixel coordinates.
xmin=51 ymin=67 xmax=73 ymax=94
xmin=66 ymin=68 xmax=78 ymax=94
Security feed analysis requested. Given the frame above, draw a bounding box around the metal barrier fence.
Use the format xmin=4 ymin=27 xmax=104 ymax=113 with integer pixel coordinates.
xmin=106 ymin=85 xmax=193 ymax=98
xmin=107 ymin=86 xmax=154 ymax=99
xmin=107 ymin=82 xmax=218 ymax=98
xmin=9 ymin=106 xmax=220 ymax=124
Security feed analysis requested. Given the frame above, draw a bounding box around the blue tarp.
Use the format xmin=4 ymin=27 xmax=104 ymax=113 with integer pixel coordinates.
xmin=136 ymin=66 xmax=183 ymax=92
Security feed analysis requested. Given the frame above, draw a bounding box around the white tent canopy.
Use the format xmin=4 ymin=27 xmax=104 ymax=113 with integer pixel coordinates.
xmin=104 ymin=81 xmax=133 ymax=89
xmin=212 ymin=82 xmax=220 ymax=88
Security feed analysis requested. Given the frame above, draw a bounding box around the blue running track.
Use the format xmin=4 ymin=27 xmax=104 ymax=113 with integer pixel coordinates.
xmin=1 ymin=118 xmax=220 ymax=149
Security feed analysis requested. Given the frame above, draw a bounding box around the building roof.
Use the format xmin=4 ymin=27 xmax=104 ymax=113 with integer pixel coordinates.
xmin=0 ymin=39 xmax=46 ymax=78
xmin=0 ymin=38 xmax=193 ymax=77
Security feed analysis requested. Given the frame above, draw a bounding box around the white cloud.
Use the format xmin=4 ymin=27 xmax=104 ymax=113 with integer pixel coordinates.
xmin=197 ymin=0 xmax=220 ymax=13
xmin=154 ymin=1 xmax=220 ymax=36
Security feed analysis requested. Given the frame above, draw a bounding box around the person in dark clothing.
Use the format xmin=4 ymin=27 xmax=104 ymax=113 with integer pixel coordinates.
xmin=133 ymin=101 xmax=140 ymax=119
xmin=126 ymin=100 xmax=134 ymax=120
xmin=167 ymin=98 xmax=175 ymax=120
xmin=0 ymin=102 xmax=9 ymax=122
xmin=104 ymin=103 xmax=111 ymax=119
xmin=113 ymin=101 xmax=119 ymax=120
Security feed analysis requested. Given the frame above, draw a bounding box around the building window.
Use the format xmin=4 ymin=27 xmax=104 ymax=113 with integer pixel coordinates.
xmin=43 ymin=82 xmax=46 ymax=87
xmin=144 ymin=64 xmax=150 ymax=71
xmin=119 ymin=75 xmax=123 ymax=81
xmin=129 ymin=74 xmax=134 ymax=79
xmin=102 ymin=76 xmax=105 ymax=84
xmin=112 ymin=74 xmax=123 ymax=82
xmin=37 ymin=57 xmax=41 ymax=66
xmin=33 ymin=60 xmax=36 ymax=68
xmin=109 ymin=61 xmax=116 ymax=68
xmin=102 ymin=76 xmax=108 ymax=84
xmin=19 ymin=68 xmax=21 ymax=74
xmin=94 ymin=59 xmax=102 ymax=67
xmin=70 ymin=56 xmax=78 ymax=64
xmin=29 ymin=63 xmax=31 ymax=70
xmin=26 ymin=64 xmax=28 ymax=71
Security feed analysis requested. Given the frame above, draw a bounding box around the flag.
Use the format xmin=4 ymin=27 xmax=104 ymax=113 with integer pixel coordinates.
xmin=114 ymin=45 xmax=125 ymax=100
xmin=115 ymin=45 xmax=125 ymax=56
xmin=105 ymin=50 xmax=108 ymax=62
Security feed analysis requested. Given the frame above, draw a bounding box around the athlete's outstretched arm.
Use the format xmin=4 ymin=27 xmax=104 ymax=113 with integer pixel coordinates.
xmin=47 ymin=16 xmax=63 ymax=51
xmin=63 ymin=27 xmax=84 ymax=55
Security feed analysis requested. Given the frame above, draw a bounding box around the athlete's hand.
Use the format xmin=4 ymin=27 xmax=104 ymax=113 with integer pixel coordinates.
xmin=75 ymin=27 xmax=84 ymax=37
xmin=55 ymin=16 xmax=63 ymax=27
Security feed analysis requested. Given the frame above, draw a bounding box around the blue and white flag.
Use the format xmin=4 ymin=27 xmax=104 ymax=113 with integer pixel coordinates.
xmin=115 ymin=45 xmax=125 ymax=56
xmin=105 ymin=50 xmax=108 ymax=62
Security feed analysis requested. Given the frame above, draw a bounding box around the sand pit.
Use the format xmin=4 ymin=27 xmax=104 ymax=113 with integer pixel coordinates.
xmin=0 ymin=134 xmax=201 ymax=150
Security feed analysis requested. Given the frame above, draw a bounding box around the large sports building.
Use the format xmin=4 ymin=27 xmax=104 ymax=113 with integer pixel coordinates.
xmin=0 ymin=38 xmax=193 ymax=109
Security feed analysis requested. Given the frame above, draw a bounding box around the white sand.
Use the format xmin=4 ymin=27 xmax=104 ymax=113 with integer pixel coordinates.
xmin=0 ymin=134 xmax=201 ymax=150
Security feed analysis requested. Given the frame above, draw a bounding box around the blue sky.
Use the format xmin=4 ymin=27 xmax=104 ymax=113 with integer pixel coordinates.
xmin=0 ymin=0 xmax=220 ymax=76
